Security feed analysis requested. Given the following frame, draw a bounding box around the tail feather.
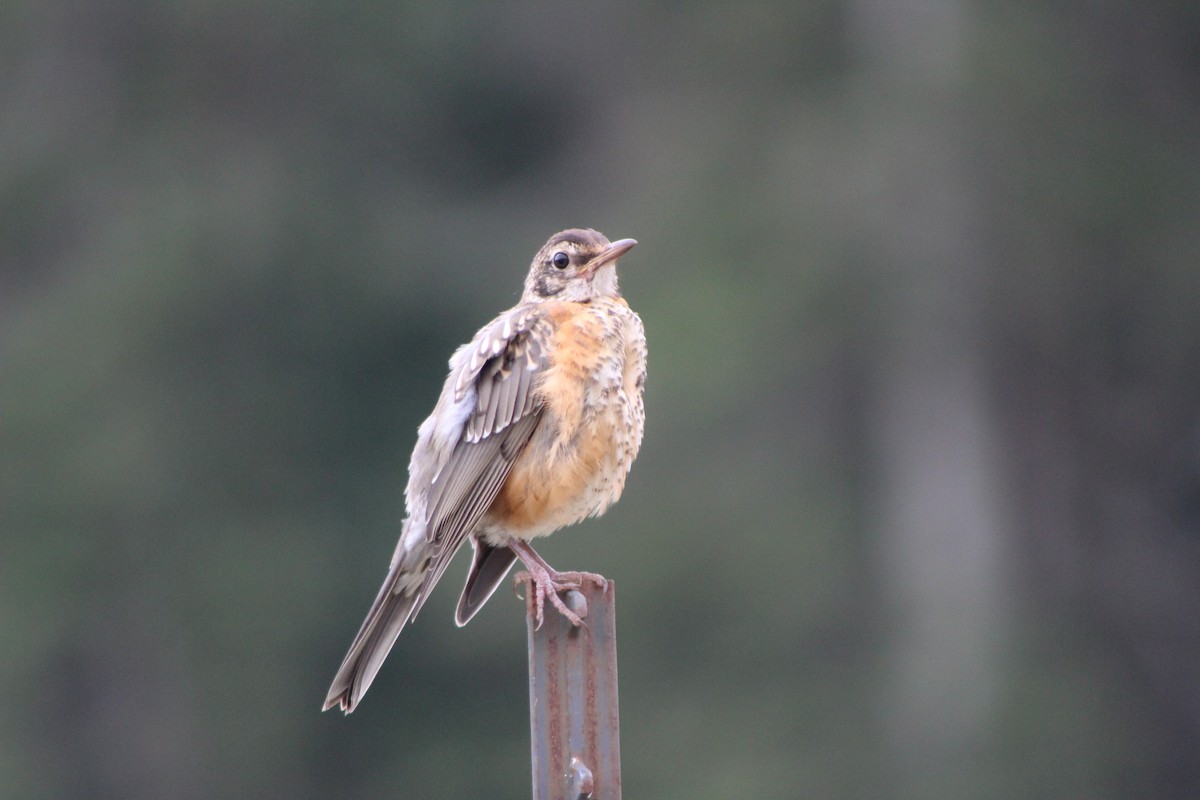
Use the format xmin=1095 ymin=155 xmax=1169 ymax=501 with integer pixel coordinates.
xmin=454 ymin=540 xmax=518 ymax=626
xmin=323 ymin=559 xmax=425 ymax=714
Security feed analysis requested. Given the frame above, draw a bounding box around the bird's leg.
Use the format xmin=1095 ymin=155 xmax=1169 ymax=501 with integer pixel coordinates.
xmin=509 ymin=539 xmax=606 ymax=629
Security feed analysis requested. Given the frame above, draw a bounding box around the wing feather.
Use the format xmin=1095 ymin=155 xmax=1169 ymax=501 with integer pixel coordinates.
xmin=414 ymin=414 xmax=539 ymax=615
xmin=482 ymin=375 xmax=502 ymax=435
xmin=515 ymin=348 xmax=536 ymax=417
xmin=474 ymin=369 xmax=494 ymax=436
xmin=496 ymin=359 xmax=518 ymax=430
xmin=407 ymin=307 xmax=553 ymax=618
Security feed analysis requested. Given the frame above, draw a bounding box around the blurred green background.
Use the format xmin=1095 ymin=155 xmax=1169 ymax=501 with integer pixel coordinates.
xmin=5 ymin=1 xmax=1200 ymax=798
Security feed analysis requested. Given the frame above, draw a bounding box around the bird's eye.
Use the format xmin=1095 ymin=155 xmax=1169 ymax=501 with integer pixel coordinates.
xmin=551 ymin=252 xmax=570 ymax=269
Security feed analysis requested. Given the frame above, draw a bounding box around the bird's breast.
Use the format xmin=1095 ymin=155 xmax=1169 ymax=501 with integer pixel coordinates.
xmin=481 ymin=299 xmax=646 ymax=541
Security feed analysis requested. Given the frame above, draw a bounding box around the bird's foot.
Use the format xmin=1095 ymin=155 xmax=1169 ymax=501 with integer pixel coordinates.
xmin=513 ymin=567 xmax=607 ymax=629
xmin=508 ymin=539 xmax=608 ymax=629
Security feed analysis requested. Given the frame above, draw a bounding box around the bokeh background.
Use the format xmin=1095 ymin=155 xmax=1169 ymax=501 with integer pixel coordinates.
xmin=5 ymin=2 xmax=1200 ymax=798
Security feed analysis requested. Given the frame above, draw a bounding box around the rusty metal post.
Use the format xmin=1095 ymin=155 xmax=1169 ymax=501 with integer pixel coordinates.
xmin=525 ymin=577 xmax=621 ymax=800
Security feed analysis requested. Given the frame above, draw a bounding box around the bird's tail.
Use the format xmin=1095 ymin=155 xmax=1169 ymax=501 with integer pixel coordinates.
xmin=323 ymin=545 xmax=431 ymax=714
xmin=454 ymin=539 xmax=518 ymax=626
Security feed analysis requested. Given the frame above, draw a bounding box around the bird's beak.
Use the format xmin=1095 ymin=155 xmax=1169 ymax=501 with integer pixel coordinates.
xmin=584 ymin=238 xmax=637 ymax=273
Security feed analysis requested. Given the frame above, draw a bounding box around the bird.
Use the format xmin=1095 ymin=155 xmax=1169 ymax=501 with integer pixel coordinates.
xmin=323 ymin=228 xmax=646 ymax=714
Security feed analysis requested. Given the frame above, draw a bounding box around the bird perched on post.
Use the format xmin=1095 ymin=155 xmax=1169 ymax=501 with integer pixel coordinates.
xmin=324 ymin=228 xmax=646 ymax=714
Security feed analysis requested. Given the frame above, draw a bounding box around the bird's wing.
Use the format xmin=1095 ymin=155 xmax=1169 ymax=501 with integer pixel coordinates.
xmin=323 ymin=305 xmax=551 ymax=713
xmin=411 ymin=305 xmax=551 ymax=613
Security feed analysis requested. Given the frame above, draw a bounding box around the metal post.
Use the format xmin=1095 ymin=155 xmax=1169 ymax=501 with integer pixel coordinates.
xmin=525 ymin=577 xmax=621 ymax=800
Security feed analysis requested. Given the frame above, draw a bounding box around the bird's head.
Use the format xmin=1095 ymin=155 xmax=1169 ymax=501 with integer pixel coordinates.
xmin=522 ymin=228 xmax=637 ymax=303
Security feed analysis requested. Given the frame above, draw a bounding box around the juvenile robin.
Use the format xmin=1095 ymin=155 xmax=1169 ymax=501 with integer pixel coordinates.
xmin=323 ymin=228 xmax=646 ymax=713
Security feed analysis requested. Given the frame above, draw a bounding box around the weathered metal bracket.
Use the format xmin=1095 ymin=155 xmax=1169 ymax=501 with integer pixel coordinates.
xmin=524 ymin=577 xmax=621 ymax=800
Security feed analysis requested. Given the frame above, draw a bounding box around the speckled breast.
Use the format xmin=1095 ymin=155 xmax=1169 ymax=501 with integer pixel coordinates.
xmin=480 ymin=297 xmax=646 ymax=542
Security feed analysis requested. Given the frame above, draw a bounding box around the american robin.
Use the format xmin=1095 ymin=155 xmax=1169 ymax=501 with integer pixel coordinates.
xmin=323 ymin=228 xmax=646 ymax=713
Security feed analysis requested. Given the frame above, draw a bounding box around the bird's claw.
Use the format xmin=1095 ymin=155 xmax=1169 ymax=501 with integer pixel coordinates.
xmin=514 ymin=569 xmax=606 ymax=629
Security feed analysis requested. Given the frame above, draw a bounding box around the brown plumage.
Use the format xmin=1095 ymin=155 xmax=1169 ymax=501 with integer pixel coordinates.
xmin=323 ymin=229 xmax=646 ymax=714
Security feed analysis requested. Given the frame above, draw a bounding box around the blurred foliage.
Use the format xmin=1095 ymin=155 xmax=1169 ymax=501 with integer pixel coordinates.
xmin=4 ymin=1 xmax=1200 ymax=798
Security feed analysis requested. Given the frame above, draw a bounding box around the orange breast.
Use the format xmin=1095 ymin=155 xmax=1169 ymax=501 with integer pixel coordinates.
xmin=484 ymin=301 xmax=626 ymax=538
